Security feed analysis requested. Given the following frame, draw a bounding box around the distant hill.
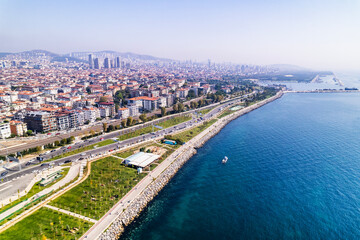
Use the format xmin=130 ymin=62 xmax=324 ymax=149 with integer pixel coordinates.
xmin=69 ymin=50 xmax=173 ymax=62
xmin=270 ymin=64 xmax=311 ymax=72
xmin=0 ymin=49 xmax=172 ymax=63
xmin=0 ymin=52 xmax=11 ymax=58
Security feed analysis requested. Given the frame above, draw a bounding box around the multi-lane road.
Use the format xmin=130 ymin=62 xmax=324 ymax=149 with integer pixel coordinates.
xmin=1 ymin=96 xmax=208 ymax=155
xmin=0 ymin=94 xmax=248 ymax=185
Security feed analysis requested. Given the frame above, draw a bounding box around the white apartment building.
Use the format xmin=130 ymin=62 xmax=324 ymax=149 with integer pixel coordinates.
xmin=118 ymin=107 xmax=130 ymax=119
xmin=0 ymin=123 xmax=11 ymax=139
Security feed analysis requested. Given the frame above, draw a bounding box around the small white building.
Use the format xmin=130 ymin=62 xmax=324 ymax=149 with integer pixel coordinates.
xmin=118 ymin=107 xmax=130 ymax=119
xmin=124 ymin=152 xmax=160 ymax=168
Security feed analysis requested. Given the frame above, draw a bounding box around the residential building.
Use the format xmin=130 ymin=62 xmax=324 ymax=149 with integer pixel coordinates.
xmin=55 ymin=113 xmax=70 ymax=130
xmin=24 ymin=111 xmax=57 ymax=133
xmin=128 ymin=104 xmax=139 ymax=117
xmin=117 ymin=107 xmax=129 ymax=119
xmin=0 ymin=123 xmax=11 ymax=139
xmin=10 ymin=120 xmax=27 ymax=136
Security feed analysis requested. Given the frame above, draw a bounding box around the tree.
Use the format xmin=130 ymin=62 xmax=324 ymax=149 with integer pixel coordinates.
xmin=172 ymin=104 xmax=178 ymax=113
xmin=103 ymin=123 xmax=108 ymax=132
xmin=161 ymin=107 xmax=166 ymax=116
xmin=115 ymin=91 xmax=123 ymax=99
xmin=115 ymin=103 xmax=120 ymax=112
xmin=90 ymin=130 xmax=95 ymax=135
xmin=60 ymin=139 xmax=67 ymax=145
xmin=54 ymin=140 xmax=60 ymax=146
xmin=107 ymin=125 xmax=114 ymax=132
xmin=36 ymin=146 xmax=42 ymax=152
xmin=121 ymin=120 xmax=126 ymax=128
xmin=126 ymin=117 xmax=133 ymax=126
xmin=198 ymin=88 xmax=204 ymax=96
xmin=86 ymin=87 xmax=91 ymax=94
xmin=26 ymin=130 xmax=33 ymax=135
xmin=178 ymin=103 xmax=184 ymax=112
xmin=139 ymin=114 xmax=147 ymax=122
xmin=66 ymin=137 xmax=73 ymax=144
xmin=190 ymin=101 xmax=198 ymax=109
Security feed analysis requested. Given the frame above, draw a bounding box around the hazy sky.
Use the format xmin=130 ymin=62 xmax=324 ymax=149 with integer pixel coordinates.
xmin=1 ymin=0 xmax=360 ymax=70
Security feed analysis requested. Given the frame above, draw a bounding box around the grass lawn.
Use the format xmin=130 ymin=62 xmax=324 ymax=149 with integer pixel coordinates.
xmin=118 ymin=115 xmax=192 ymax=141
xmin=157 ymin=115 xmax=192 ymax=128
xmin=49 ymin=156 xmax=146 ymax=220
xmin=197 ymin=107 xmax=214 ymax=115
xmin=118 ymin=125 xmax=154 ymax=141
xmin=0 ymin=207 xmax=93 ymax=240
xmin=115 ymin=149 xmax=134 ymax=159
xmin=172 ymin=119 xmax=218 ymax=143
xmin=0 ymin=168 xmax=70 ymax=214
xmin=149 ymin=164 xmax=158 ymax=171
xmin=218 ymin=109 xmax=234 ymax=118
xmin=49 ymin=139 xmax=115 ymax=161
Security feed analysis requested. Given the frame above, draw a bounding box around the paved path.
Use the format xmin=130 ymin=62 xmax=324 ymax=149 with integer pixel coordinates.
xmin=44 ymin=204 xmax=98 ymax=224
xmin=81 ymin=143 xmax=190 ymax=239
xmin=80 ymin=95 xmax=244 ymax=239
xmin=0 ymin=173 xmax=35 ymax=202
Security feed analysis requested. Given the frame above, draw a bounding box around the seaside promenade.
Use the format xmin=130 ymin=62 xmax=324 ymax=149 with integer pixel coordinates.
xmin=82 ymin=91 xmax=283 ymax=240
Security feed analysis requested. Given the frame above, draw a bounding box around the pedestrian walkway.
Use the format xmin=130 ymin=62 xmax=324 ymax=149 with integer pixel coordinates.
xmin=44 ymin=204 xmax=98 ymax=223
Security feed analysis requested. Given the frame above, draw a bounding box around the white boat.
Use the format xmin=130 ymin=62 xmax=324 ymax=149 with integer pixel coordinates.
xmin=222 ymin=156 xmax=228 ymax=164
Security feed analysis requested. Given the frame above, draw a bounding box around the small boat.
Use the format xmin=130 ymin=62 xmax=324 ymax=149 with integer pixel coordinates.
xmin=222 ymin=156 xmax=228 ymax=164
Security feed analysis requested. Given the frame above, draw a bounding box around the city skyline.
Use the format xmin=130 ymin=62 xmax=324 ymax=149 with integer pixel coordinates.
xmin=2 ymin=0 xmax=360 ymax=70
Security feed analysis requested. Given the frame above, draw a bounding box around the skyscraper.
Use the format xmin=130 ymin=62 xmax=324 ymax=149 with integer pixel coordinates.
xmin=88 ymin=54 xmax=94 ymax=69
xmin=94 ymin=58 xmax=100 ymax=69
xmin=116 ymin=57 xmax=121 ymax=68
xmin=104 ymin=58 xmax=110 ymax=69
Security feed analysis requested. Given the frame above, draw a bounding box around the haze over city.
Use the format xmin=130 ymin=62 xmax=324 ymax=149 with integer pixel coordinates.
xmin=1 ymin=0 xmax=360 ymax=70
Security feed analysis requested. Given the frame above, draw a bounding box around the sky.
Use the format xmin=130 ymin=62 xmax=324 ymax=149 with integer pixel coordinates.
xmin=1 ymin=0 xmax=360 ymax=71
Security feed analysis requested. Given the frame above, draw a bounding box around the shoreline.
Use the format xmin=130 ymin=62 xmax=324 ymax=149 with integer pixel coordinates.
xmin=89 ymin=91 xmax=284 ymax=240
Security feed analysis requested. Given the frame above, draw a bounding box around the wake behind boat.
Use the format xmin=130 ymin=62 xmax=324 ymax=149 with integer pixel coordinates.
xmin=222 ymin=156 xmax=228 ymax=164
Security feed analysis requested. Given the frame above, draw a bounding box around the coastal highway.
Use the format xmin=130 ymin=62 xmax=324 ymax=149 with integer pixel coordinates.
xmin=1 ymin=97 xmax=208 ymax=155
xmin=0 ymin=95 xmax=246 ymax=185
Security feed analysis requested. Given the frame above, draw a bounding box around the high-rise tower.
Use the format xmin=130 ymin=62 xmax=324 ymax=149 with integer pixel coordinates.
xmin=88 ymin=54 xmax=94 ymax=69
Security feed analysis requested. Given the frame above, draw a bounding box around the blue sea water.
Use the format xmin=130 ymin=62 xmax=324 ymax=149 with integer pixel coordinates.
xmin=121 ymin=93 xmax=360 ymax=240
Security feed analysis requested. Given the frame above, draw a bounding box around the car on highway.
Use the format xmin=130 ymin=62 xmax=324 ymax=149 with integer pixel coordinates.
xmin=40 ymin=163 xmax=49 ymax=167
xmin=100 ymin=137 xmax=104 ymax=140
xmin=1 ymin=171 xmax=8 ymax=177
xmin=50 ymin=149 xmax=56 ymax=152
xmin=67 ymin=146 xmax=72 ymax=149
xmin=56 ymin=133 xmax=60 ymax=135
xmin=64 ymin=160 xmax=71 ymax=163
xmin=47 ymin=133 xmax=52 ymax=135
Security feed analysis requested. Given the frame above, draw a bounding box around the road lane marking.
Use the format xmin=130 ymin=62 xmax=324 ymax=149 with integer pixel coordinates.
xmin=0 ymin=185 xmax=12 ymax=192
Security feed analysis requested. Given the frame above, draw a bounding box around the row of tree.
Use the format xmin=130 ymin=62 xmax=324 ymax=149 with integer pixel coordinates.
xmin=0 ymin=136 xmax=76 ymax=159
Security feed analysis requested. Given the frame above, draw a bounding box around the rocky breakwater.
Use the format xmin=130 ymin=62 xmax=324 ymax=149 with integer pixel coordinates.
xmin=97 ymin=91 xmax=283 ymax=240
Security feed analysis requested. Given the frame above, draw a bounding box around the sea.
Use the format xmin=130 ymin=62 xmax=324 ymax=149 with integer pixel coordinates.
xmin=120 ymin=74 xmax=360 ymax=240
